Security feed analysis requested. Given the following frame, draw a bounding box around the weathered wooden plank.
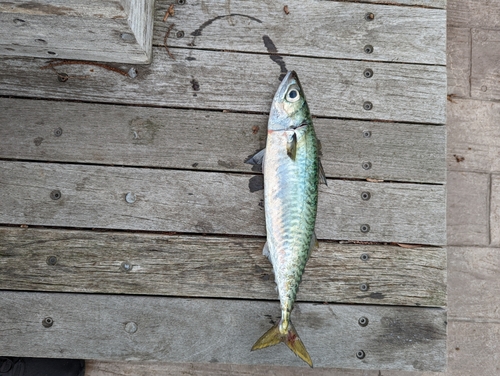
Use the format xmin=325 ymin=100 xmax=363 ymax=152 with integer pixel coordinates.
xmin=0 ymin=98 xmax=446 ymax=184
xmin=448 ymin=0 xmax=500 ymax=29
xmin=447 ymin=171 xmax=490 ymax=247
xmin=0 ymin=291 xmax=447 ymax=370
xmin=0 ymin=49 xmax=447 ymax=124
xmin=335 ymin=0 xmax=446 ymax=7
xmin=471 ymin=28 xmax=500 ymax=101
xmin=490 ymin=175 xmax=500 ymax=247
xmin=0 ymin=227 xmax=446 ymax=307
xmin=154 ymin=0 xmax=446 ymax=65
xmin=0 ymin=161 xmax=446 ymax=244
xmin=448 ymin=247 xmax=500 ymax=321
xmin=0 ymin=0 xmax=154 ymax=63
xmin=447 ymin=27 xmax=470 ymax=98
xmin=447 ymin=98 xmax=500 ymax=174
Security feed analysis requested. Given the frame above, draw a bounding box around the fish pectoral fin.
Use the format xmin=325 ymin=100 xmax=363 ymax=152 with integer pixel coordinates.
xmin=286 ymin=132 xmax=297 ymax=161
xmin=318 ymin=159 xmax=328 ymax=185
xmin=245 ymin=149 xmax=265 ymax=166
xmin=251 ymin=321 xmax=313 ymax=368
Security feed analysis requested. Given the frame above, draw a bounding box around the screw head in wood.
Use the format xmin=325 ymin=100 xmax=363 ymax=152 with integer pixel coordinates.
xmin=42 ymin=317 xmax=54 ymax=328
xmin=360 ymin=283 xmax=369 ymax=291
xmin=363 ymin=101 xmax=373 ymax=111
xmin=356 ymin=350 xmax=366 ymax=359
xmin=121 ymin=261 xmax=132 ymax=272
xmin=176 ymin=30 xmax=185 ymax=38
xmin=363 ymin=130 xmax=372 ymax=138
xmin=125 ymin=192 xmax=136 ymax=204
xmin=361 ymin=191 xmax=371 ymax=201
xmin=50 ymin=190 xmax=61 ymax=200
xmin=358 ymin=317 xmax=369 ymax=326
xmin=46 ymin=256 xmax=58 ymax=266
xmin=363 ymin=68 xmax=373 ymax=78
xmin=54 ymin=127 xmax=63 ymax=137
xmin=57 ymin=73 xmax=69 ymax=82
xmin=364 ymin=45 xmax=373 ymax=54
xmin=124 ymin=322 xmax=138 ymax=334
xmin=360 ymin=224 xmax=370 ymax=233
xmin=177 ymin=0 xmax=186 ymax=4
xmin=362 ymin=161 xmax=372 ymax=170
xmin=365 ymin=13 xmax=375 ymax=21
xmin=360 ymin=253 xmax=370 ymax=261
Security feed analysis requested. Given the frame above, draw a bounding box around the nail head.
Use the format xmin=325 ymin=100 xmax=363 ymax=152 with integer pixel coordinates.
xmin=360 ymin=283 xmax=369 ymax=291
xmin=364 ymin=45 xmax=373 ymax=54
xmin=177 ymin=0 xmax=186 ymax=4
xmin=362 ymin=161 xmax=372 ymax=170
xmin=363 ymin=68 xmax=373 ymax=78
xmin=57 ymin=73 xmax=69 ymax=82
xmin=176 ymin=30 xmax=185 ymax=38
xmin=365 ymin=13 xmax=375 ymax=21
xmin=54 ymin=127 xmax=63 ymax=137
xmin=361 ymin=191 xmax=371 ymax=201
xmin=360 ymin=253 xmax=370 ymax=261
xmin=363 ymin=101 xmax=373 ymax=111
xmin=363 ymin=130 xmax=372 ymax=138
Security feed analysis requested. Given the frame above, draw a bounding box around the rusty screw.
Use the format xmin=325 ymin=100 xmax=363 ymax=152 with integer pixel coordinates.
xmin=42 ymin=317 xmax=54 ymax=328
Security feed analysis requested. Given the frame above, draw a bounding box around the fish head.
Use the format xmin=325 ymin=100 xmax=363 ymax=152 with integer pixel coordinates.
xmin=268 ymin=71 xmax=310 ymax=131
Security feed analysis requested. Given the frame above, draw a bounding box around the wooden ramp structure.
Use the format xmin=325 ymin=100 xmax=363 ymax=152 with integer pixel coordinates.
xmin=0 ymin=0 xmax=447 ymax=372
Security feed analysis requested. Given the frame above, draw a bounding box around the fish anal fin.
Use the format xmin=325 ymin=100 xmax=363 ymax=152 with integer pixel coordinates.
xmin=251 ymin=321 xmax=313 ymax=368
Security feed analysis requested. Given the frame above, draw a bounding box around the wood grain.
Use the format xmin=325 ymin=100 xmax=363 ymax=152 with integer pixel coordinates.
xmin=0 ymin=227 xmax=446 ymax=307
xmin=447 ymin=27 xmax=470 ymax=98
xmin=447 ymin=98 xmax=500 ymax=174
xmin=0 ymin=98 xmax=446 ymax=184
xmin=0 ymin=161 xmax=447 ymax=245
xmin=0 ymin=291 xmax=447 ymax=370
xmin=0 ymin=48 xmax=447 ymax=124
xmin=0 ymin=0 xmax=154 ymax=63
xmin=471 ymin=29 xmax=500 ymax=101
xmin=448 ymin=0 xmax=500 ymax=29
xmin=154 ymin=0 xmax=446 ymax=65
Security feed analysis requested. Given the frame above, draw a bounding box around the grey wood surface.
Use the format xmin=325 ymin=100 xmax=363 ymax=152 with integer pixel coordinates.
xmin=0 ymin=291 xmax=447 ymax=371
xmin=0 ymin=0 xmax=154 ymax=64
xmin=471 ymin=29 xmax=500 ymax=101
xmin=0 ymin=227 xmax=446 ymax=307
xmin=0 ymin=161 xmax=446 ymax=245
xmin=154 ymin=0 xmax=446 ymax=65
xmin=0 ymin=98 xmax=446 ymax=184
xmin=0 ymin=48 xmax=447 ymax=124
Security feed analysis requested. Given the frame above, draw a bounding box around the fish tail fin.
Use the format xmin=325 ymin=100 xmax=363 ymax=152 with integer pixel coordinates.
xmin=251 ymin=321 xmax=313 ymax=367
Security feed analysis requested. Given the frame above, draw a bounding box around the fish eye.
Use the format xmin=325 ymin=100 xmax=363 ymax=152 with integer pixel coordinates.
xmin=286 ymin=88 xmax=300 ymax=102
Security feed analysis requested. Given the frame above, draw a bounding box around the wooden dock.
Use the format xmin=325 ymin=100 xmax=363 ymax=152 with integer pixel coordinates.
xmin=0 ymin=0 xmax=447 ymax=372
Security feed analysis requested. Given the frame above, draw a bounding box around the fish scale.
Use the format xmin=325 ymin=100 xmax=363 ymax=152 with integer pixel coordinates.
xmin=248 ymin=71 xmax=322 ymax=367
